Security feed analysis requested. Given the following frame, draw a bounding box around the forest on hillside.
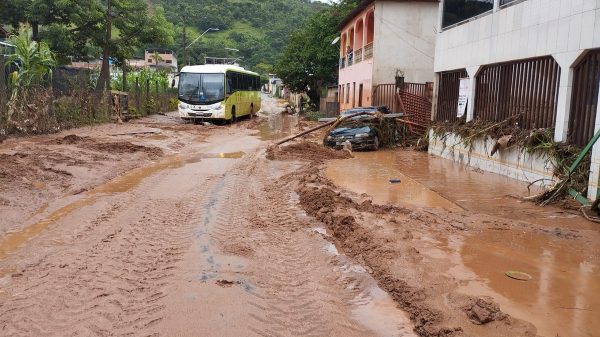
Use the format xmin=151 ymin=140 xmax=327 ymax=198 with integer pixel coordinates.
xmin=0 ymin=0 xmax=327 ymax=75
xmin=152 ymin=0 xmax=328 ymax=73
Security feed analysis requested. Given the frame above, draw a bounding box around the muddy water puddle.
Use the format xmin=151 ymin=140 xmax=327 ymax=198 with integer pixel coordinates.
xmin=254 ymin=113 xmax=297 ymax=141
xmin=327 ymin=149 xmax=599 ymax=336
xmin=0 ymin=151 xmax=246 ymax=260
xmin=423 ymin=230 xmax=600 ymax=337
xmin=326 ymin=151 xmax=461 ymax=210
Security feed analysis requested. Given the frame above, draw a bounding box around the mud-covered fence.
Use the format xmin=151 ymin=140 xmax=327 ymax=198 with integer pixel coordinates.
xmin=0 ymin=65 xmax=176 ymax=135
xmin=568 ymin=49 xmax=600 ymax=148
xmin=474 ymin=56 xmax=560 ymax=130
xmin=435 ymin=69 xmax=468 ymax=122
xmin=127 ymin=78 xmax=177 ymax=116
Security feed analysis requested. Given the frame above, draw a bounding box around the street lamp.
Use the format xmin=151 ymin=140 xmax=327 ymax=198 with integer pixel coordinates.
xmin=185 ymin=27 xmax=219 ymax=65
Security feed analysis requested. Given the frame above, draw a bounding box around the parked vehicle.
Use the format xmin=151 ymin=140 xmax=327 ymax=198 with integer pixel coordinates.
xmin=324 ymin=106 xmax=397 ymax=151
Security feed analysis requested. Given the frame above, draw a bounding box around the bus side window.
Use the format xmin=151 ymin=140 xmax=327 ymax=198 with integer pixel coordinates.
xmin=241 ymin=75 xmax=248 ymax=91
xmin=227 ymin=73 xmax=234 ymax=94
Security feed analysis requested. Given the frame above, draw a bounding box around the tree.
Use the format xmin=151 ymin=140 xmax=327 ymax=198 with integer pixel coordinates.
xmin=273 ymin=0 xmax=358 ymax=104
xmin=95 ymin=1 xmax=174 ymax=93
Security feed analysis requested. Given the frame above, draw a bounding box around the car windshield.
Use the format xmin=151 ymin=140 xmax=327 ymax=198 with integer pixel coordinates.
xmin=178 ymin=73 xmax=224 ymax=104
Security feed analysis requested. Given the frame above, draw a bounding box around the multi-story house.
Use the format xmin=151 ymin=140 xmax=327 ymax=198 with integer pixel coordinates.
xmin=430 ymin=0 xmax=600 ymax=201
xmin=145 ymin=48 xmax=178 ymax=72
xmin=337 ymin=0 xmax=439 ymax=111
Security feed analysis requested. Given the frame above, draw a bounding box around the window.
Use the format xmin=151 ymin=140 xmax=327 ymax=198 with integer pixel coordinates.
xmin=442 ymin=0 xmax=493 ymax=28
xmin=148 ymin=59 xmax=153 ymax=63
xmin=178 ymin=73 xmax=225 ymax=104
xmin=166 ymin=60 xmax=172 ymax=64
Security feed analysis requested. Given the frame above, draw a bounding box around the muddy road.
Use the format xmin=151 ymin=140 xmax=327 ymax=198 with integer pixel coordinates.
xmin=0 ymin=95 xmax=598 ymax=337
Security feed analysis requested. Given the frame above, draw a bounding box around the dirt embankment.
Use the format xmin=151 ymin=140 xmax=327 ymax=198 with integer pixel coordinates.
xmin=266 ymin=140 xmax=353 ymax=162
xmin=269 ymin=141 xmax=538 ymax=337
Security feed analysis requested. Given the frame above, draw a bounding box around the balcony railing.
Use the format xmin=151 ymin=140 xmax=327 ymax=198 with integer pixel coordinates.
xmin=347 ymin=52 xmax=354 ymax=66
xmin=354 ymin=48 xmax=363 ymax=64
xmin=364 ymin=43 xmax=373 ymax=60
xmin=339 ymin=57 xmax=346 ymax=69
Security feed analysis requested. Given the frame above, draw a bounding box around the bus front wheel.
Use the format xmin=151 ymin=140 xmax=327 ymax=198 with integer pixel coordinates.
xmin=231 ymin=107 xmax=237 ymax=124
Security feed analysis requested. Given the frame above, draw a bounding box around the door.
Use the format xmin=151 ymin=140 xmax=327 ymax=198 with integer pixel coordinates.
xmin=358 ymin=84 xmax=363 ymax=107
xmin=352 ymin=82 xmax=356 ymax=108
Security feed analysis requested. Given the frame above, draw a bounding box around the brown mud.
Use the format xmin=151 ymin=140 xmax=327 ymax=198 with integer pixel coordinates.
xmin=0 ymin=96 xmax=598 ymax=337
xmin=266 ymin=140 xmax=353 ymax=162
xmin=294 ymin=147 xmax=599 ymax=337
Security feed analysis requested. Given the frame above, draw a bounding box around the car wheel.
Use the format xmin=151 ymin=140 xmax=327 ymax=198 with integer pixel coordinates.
xmin=372 ymin=136 xmax=380 ymax=151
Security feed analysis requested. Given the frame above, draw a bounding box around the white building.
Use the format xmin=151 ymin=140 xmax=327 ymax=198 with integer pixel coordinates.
xmin=430 ymin=0 xmax=600 ymax=201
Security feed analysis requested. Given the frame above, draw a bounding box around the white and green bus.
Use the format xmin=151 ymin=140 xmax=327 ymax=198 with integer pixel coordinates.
xmin=178 ymin=64 xmax=261 ymax=123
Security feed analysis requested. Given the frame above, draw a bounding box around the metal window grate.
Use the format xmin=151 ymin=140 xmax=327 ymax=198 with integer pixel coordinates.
xmin=474 ymin=56 xmax=560 ymax=129
xmin=568 ymin=50 xmax=600 ymax=147
xmin=435 ymin=69 xmax=468 ymax=122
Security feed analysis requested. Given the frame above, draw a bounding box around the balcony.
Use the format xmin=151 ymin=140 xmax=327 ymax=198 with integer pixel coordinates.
xmin=339 ymin=57 xmax=346 ymax=69
xmin=347 ymin=52 xmax=354 ymax=66
xmin=364 ymin=43 xmax=373 ymax=60
xmin=354 ymin=48 xmax=363 ymax=63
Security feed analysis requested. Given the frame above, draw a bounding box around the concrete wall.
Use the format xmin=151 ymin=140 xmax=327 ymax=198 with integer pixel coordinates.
xmin=432 ymin=0 xmax=600 ymax=200
xmin=372 ymin=1 xmax=438 ymax=85
xmin=428 ymin=130 xmax=557 ymax=186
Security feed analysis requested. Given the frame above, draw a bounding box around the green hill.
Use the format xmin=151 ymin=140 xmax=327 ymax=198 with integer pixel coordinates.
xmin=152 ymin=0 xmax=328 ymax=73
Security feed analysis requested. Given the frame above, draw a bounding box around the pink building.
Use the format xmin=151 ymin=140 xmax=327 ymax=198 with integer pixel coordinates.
xmin=338 ymin=0 xmax=439 ymax=111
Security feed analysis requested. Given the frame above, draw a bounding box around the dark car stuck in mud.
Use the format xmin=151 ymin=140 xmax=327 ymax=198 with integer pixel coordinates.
xmin=325 ymin=124 xmax=381 ymax=150
xmin=324 ymin=107 xmax=399 ymax=151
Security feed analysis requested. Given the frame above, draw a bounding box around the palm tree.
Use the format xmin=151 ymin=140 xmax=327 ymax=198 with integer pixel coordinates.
xmin=152 ymin=51 xmax=163 ymax=68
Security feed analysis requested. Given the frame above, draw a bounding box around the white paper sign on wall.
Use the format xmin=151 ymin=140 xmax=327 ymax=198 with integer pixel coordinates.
xmin=457 ymin=78 xmax=470 ymax=118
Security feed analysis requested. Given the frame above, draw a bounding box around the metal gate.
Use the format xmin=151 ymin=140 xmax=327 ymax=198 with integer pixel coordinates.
xmin=568 ymin=50 xmax=600 ymax=147
xmin=474 ymin=56 xmax=560 ymax=129
xmin=435 ymin=69 xmax=468 ymax=122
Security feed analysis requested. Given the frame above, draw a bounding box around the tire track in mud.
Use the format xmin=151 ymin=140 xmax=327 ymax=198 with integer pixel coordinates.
xmin=231 ymin=159 xmax=378 ymax=337
xmin=0 ymin=167 xmax=213 ymax=337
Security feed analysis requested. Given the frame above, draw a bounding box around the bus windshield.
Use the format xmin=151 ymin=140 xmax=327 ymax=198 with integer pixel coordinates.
xmin=178 ymin=73 xmax=224 ymax=104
